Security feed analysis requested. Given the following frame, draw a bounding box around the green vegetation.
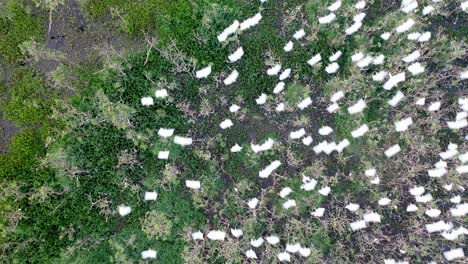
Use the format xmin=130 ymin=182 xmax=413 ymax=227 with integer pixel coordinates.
xmin=0 ymin=0 xmax=466 ymax=263
xmin=0 ymin=0 xmax=44 ymax=64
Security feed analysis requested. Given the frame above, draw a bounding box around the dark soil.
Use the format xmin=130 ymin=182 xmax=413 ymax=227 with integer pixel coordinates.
xmin=1 ymin=0 xmax=145 ymax=152
xmin=34 ymin=0 xmax=144 ymax=72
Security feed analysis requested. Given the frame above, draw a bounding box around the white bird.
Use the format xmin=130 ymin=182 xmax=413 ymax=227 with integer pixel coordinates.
xmin=319 ymin=186 xmax=331 ymax=196
xmin=319 ymin=126 xmax=333 ymax=136
xmin=278 ymin=251 xmax=291 ymax=262
xmin=325 ymin=62 xmax=339 ymax=73
xmin=356 ymin=55 xmax=373 ymax=68
xmin=384 ymin=144 xmax=401 ymax=157
xmin=418 ymin=32 xmax=431 ymax=42
xmin=401 ymin=0 xmax=418 ymax=13
xmin=345 ymin=21 xmax=363 ymax=35
xmin=192 ymin=231 xmax=204 ymax=240
xmin=451 ymin=203 xmax=468 ymax=217
xmin=329 ymin=51 xmax=342 ymax=62
xmin=299 ymin=247 xmax=311 ymax=257
xmin=365 ymin=168 xmax=376 ymax=177
xmin=229 ymin=104 xmax=240 ymax=112
xmin=207 ymin=230 xmax=226 ymax=241
xmin=259 ymin=160 xmax=281 ymax=178
xmin=298 ymin=97 xmax=312 ymax=110
xmin=372 ymin=71 xmax=388 ymax=82
xmin=396 ymin=19 xmax=415 ymax=33
xmin=240 ymin=13 xmax=262 ymax=31
xmin=383 ymin=72 xmax=405 ymax=90
xmin=174 ymin=136 xmax=192 ymax=146
xmin=318 ymin=13 xmax=336 ymax=24
xmin=408 ymin=62 xmax=424 ymax=75
xmin=327 ymin=103 xmax=339 ymax=113
xmin=416 ymin=193 xmax=433 ymax=203
xmin=248 ymin=198 xmax=259 ymax=209
xmin=141 ymin=249 xmax=157 ymax=259
xmin=141 ymin=97 xmax=154 ymax=106
xmin=307 ymin=54 xmax=322 ymax=66
xmin=279 ymin=68 xmax=291 ymax=80
xmin=230 ymin=228 xmax=243 ymax=238
xmin=443 ymin=248 xmax=465 ymax=261
xmin=223 ymin=69 xmax=239 ymax=85
xmin=403 ymin=50 xmax=420 ymax=63
xmin=406 ymin=204 xmax=418 ymax=212
xmin=228 ymin=47 xmax=244 ymax=62
xmin=286 ymin=243 xmax=301 ymax=253
xmin=282 ymin=199 xmax=296 ymax=209
xmin=450 ymin=195 xmax=461 ymax=204
xmin=273 ymin=82 xmax=285 ymax=94
xmin=363 ymin=212 xmax=381 ymax=223
xmin=346 ymin=203 xmax=360 ymax=212
xmin=407 ymin=32 xmax=421 ymax=40
xmin=456 ymin=165 xmax=468 ymax=174
xmin=348 ymin=99 xmax=367 ymax=114
xmin=267 ymin=64 xmax=281 ymax=75
xmin=409 ymin=186 xmax=425 ymax=196
xmin=328 ymin=0 xmax=342 ymax=11
xmin=186 ymin=180 xmax=201 ymax=190
xmin=219 ymin=119 xmax=233 ymax=129
xmin=217 ymin=20 xmax=239 ymax=42
xmin=312 ymin=207 xmax=325 ymax=217
xmin=422 ymin=5 xmax=434 ymax=16
xmin=381 ymin=32 xmax=391 ymax=40
xmin=158 ymin=151 xmax=169 ymax=160
xmin=293 ymin=29 xmax=306 ymax=40
xmin=350 ymin=220 xmax=367 ymax=231
xmin=425 ymin=208 xmax=442 ymax=218
xmin=330 ymin=91 xmax=344 ymax=102
xmin=144 ymin=191 xmax=157 ymax=201
xmin=118 ymin=205 xmax=131 ymax=216
xmin=351 ymin=124 xmax=369 ymax=138
xmin=355 ymin=1 xmax=366 ymax=9
xmin=250 ymin=237 xmax=264 ymax=247
xmin=395 ymin=117 xmax=413 ymax=132
xmin=276 ymin=103 xmax=285 ymax=112
xmin=378 ymin=198 xmax=391 ymax=206
xmin=245 ymin=249 xmax=257 ymax=259
xmin=279 ymin=187 xmax=293 ymax=198
xmin=372 ymin=54 xmax=385 ymax=65
xmin=388 ymin=91 xmax=404 ymax=107
xmin=256 ymin=93 xmax=267 ymax=105
xmin=415 ymin=98 xmax=425 ymax=105
xmin=426 ymin=220 xmax=453 ymax=233
xmin=353 ymin=12 xmax=366 ymax=22
xmin=428 ymin=101 xmax=441 ymax=111
xmin=284 ymin=41 xmax=294 ymax=52
xmin=266 ymin=235 xmax=280 ymax=245
xmin=290 ymin=128 xmax=306 ymax=139
xmin=301 ymin=177 xmax=317 ymax=191
xmin=196 ymin=66 xmax=212 ymax=79
xmin=352 ymin=52 xmax=365 ymax=62
xmin=158 ymin=128 xmax=174 ymax=138
xmin=155 ymin=89 xmax=168 ymax=98
xmin=251 ymin=138 xmax=274 ymax=153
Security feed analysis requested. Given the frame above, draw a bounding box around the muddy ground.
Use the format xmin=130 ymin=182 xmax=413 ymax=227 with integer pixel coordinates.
xmin=0 ymin=0 xmax=144 ymax=153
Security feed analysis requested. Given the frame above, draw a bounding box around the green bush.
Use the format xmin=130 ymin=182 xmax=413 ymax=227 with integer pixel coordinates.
xmin=1 ymin=67 xmax=56 ymax=128
xmin=0 ymin=0 xmax=44 ymax=64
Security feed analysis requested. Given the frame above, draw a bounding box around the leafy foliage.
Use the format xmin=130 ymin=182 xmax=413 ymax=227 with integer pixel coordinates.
xmin=0 ymin=0 xmax=44 ymax=64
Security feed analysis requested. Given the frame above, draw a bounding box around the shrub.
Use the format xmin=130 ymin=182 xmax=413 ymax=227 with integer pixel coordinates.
xmin=0 ymin=0 xmax=44 ymax=64
xmin=141 ymin=211 xmax=173 ymax=240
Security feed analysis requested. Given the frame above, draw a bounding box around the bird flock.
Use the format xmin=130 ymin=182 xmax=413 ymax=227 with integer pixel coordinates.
xmin=129 ymin=0 xmax=467 ymax=261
